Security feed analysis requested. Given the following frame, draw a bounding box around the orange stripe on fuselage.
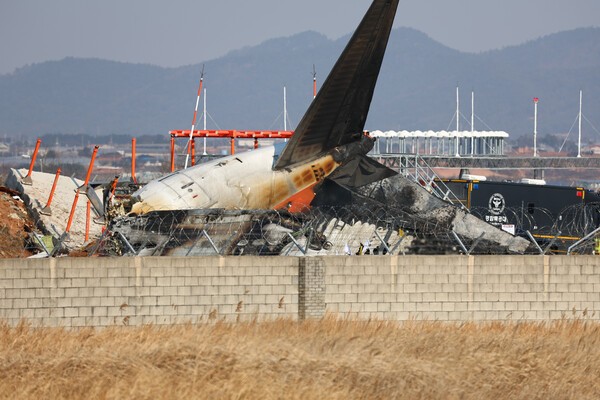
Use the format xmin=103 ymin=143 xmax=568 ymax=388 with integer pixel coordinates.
xmin=273 ymin=156 xmax=337 ymax=212
xmin=274 ymin=183 xmax=317 ymax=213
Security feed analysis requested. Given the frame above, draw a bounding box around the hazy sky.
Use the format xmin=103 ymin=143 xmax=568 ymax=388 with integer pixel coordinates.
xmin=1 ymin=0 xmax=599 ymax=75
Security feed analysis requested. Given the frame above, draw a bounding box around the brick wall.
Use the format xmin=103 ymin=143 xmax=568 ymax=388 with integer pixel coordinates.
xmin=1 ymin=255 xmax=600 ymax=327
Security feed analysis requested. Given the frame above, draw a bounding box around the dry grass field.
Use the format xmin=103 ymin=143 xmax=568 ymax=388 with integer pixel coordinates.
xmin=1 ymin=316 xmax=600 ymax=399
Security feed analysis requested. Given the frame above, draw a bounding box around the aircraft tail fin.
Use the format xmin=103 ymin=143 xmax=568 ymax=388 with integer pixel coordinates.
xmin=273 ymin=0 xmax=400 ymax=170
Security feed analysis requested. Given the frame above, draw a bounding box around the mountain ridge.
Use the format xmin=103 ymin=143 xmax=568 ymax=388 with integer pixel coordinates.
xmin=1 ymin=27 xmax=599 ymax=141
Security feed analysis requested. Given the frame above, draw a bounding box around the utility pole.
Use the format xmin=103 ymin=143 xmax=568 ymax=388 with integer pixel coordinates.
xmin=471 ymin=91 xmax=475 ymax=156
xmin=455 ymin=86 xmax=460 ymax=157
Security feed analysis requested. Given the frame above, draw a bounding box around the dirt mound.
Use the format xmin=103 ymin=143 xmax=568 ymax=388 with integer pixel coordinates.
xmin=0 ymin=187 xmax=36 ymax=258
xmin=4 ymin=169 xmax=104 ymax=252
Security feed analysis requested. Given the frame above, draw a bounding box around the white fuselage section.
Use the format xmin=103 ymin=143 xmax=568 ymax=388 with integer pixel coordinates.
xmin=130 ymin=146 xmax=338 ymax=215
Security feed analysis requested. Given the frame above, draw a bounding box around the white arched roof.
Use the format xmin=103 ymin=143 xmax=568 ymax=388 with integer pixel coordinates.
xmin=369 ymin=130 xmax=509 ymax=139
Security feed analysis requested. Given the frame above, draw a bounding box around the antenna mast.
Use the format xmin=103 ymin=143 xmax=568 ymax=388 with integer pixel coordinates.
xmin=184 ymin=64 xmax=205 ymax=169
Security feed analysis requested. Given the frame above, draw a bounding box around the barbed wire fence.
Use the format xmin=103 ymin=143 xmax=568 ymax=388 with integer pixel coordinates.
xmin=90 ymin=205 xmax=522 ymax=257
xmin=10 ymin=201 xmax=600 ymax=258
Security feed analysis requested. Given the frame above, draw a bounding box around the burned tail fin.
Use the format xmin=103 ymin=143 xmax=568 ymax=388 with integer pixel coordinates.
xmin=274 ymin=0 xmax=400 ymax=170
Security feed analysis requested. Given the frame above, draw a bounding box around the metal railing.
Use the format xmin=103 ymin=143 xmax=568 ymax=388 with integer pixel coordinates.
xmin=392 ymin=154 xmax=466 ymax=210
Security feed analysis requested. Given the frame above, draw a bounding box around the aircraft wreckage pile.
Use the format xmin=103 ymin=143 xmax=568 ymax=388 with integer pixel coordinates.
xmin=97 ymin=0 xmax=529 ymax=257
xmin=104 ymin=174 xmax=530 ymax=257
xmin=1 ymin=0 xmax=534 ymax=258
xmin=3 ymin=166 xmax=531 ymax=257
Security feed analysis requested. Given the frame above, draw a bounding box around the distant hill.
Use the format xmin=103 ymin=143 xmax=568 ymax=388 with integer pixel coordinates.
xmin=1 ymin=27 xmax=600 ymax=141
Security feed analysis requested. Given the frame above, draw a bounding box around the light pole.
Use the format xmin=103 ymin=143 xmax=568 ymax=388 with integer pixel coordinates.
xmin=577 ymin=90 xmax=582 ymax=158
xmin=533 ymin=97 xmax=539 ymax=157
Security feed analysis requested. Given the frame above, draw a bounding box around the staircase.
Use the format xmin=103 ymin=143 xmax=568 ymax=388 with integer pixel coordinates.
xmin=396 ymin=154 xmax=467 ymax=210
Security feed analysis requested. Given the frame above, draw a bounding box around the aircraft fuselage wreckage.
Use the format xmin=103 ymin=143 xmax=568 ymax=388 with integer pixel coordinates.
xmin=106 ymin=0 xmax=530 ymax=256
xmin=131 ymin=0 xmax=398 ymax=215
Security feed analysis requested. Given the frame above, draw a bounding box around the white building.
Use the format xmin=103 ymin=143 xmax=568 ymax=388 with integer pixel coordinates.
xmin=369 ymin=130 xmax=508 ymax=157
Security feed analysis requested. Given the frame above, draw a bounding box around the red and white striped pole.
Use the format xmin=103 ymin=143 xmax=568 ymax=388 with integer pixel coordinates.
xmin=184 ymin=65 xmax=204 ymax=169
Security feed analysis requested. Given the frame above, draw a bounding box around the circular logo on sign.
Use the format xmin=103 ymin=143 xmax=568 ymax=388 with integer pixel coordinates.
xmin=488 ymin=193 xmax=505 ymax=215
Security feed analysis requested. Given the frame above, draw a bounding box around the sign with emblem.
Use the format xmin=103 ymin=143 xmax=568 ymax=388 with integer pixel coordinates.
xmin=484 ymin=193 xmax=508 ymax=226
xmin=488 ymin=193 xmax=505 ymax=215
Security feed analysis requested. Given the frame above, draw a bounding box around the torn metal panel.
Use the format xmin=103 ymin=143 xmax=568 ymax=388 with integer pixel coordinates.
xmin=350 ymin=175 xmax=531 ymax=253
xmin=281 ymin=218 xmax=413 ymax=256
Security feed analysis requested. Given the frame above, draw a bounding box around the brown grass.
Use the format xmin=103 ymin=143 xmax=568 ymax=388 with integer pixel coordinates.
xmin=1 ymin=316 xmax=600 ymax=399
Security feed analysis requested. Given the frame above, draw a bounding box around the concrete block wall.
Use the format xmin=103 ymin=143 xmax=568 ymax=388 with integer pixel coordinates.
xmin=298 ymin=258 xmax=326 ymax=320
xmin=0 ymin=256 xmax=299 ymax=327
xmin=324 ymin=255 xmax=600 ymax=321
xmin=1 ymin=255 xmax=600 ymax=327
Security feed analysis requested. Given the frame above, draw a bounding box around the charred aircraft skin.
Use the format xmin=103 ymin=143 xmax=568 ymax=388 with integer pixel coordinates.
xmin=312 ymin=176 xmax=532 ymax=254
xmin=128 ymin=0 xmax=400 ymax=216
